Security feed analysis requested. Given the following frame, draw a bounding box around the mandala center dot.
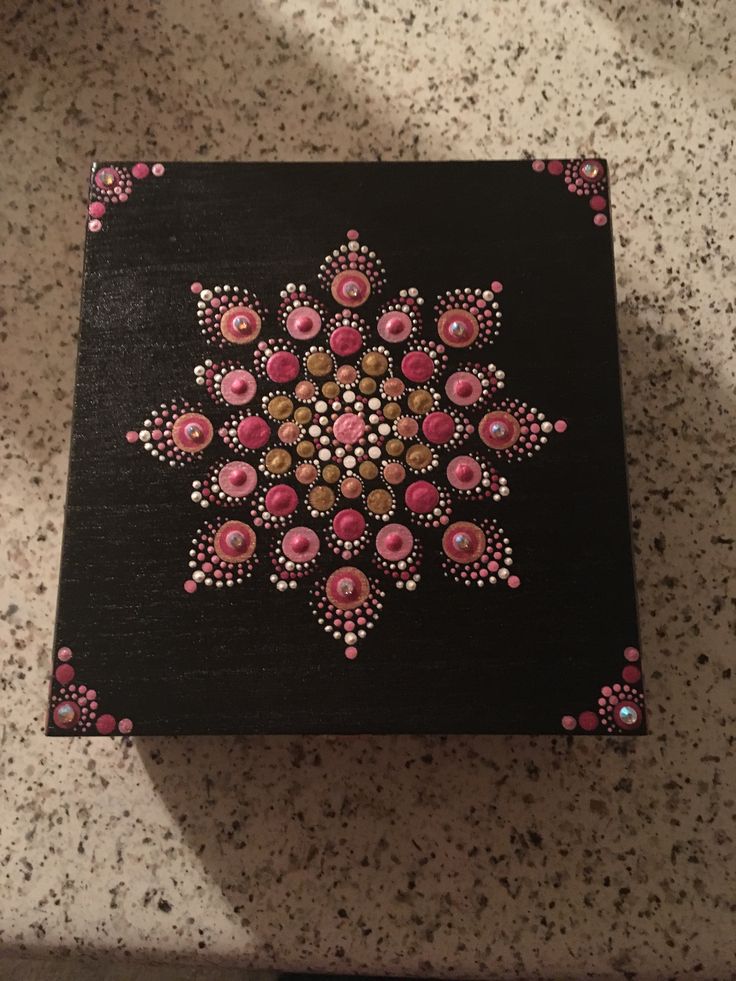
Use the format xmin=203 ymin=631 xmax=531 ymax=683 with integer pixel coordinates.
xmin=490 ymin=421 xmax=508 ymax=438
xmin=456 ymin=464 xmax=473 ymax=482
xmin=333 ymin=412 xmax=366 ymax=446
xmin=185 ymin=423 xmax=204 ymax=442
xmin=338 ymin=577 xmax=355 ymax=598
xmin=385 ymin=533 xmax=403 ymax=552
xmin=453 ymin=532 xmax=472 ymax=551
xmin=228 ymin=466 xmax=248 ymax=487
xmin=449 ymin=320 xmax=467 ymax=338
xmin=230 ymin=377 xmax=247 ymax=394
xmin=455 ymin=379 xmax=473 ymax=397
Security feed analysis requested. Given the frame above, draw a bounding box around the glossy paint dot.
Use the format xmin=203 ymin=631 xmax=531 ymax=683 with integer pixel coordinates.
xmin=265 ymin=484 xmax=298 ymax=516
xmin=286 ymin=306 xmax=322 ymax=339
xmin=377 ymin=311 xmax=413 ymax=343
xmin=237 ymin=416 xmax=270 ymax=449
xmin=330 ymin=326 xmax=363 ymax=357
xmin=376 ymin=523 xmax=414 ymax=561
xmin=282 ymin=526 xmax=320 ymax=563
xmin=401 ymin=351 xmax=434 ymax=383
xmin=333 ymin=509 xmax=366 ymax=541
xmin=405 ymin=480 xmax=439 ymax=514
xmin=218 ymin=461 xmax=257 ymax=497
xmin=221 ymin=369 xmax=257 ymax=405
xmin=331 ymin=269 xmax=370 ymax=307
xmin=267 ymin=351 xmax=300 ymax=383
xmin=95 ymin=714 xmax=117 ymax=735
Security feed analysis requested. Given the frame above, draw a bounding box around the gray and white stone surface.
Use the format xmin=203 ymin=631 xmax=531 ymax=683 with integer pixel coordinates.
xmin=0 ymin=1 xmax=733 ymax=978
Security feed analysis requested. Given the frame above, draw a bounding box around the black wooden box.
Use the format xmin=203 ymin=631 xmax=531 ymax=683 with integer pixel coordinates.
xmin=47 ymin=160 xmax=644 ymax=736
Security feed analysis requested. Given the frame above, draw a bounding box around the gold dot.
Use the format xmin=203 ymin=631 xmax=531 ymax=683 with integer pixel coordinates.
xmin=309 ymin=485 xmax=335 ymax=511
xmin=385 ymin=438 xmax=404 ymax=457
xmin=362 ymin=351 xmax=389 ymax=377
xmin=306 ymin=352 xmax=333 ymax=377
xmin=358 ymin=461 xmax=378 ymax=480
xmin=406 ymin=444 xmax=433 ymax=470
xmin=296 ymin=440 xmax=315 ymax=459
xmin=383 ymin=401 xmax=401 ymax=420
xmin=267 ymin=396 xmax=293 ymax=420
xmin=367 ymin=489 xmax=393 ymax=515
xmin=322 ymin=381 xmax=339 ymax=399
xmin=265 ymin=448 xmax=292 ymax=474
xmin=358 ymin=377 xmax=376 ymax=395
xmin=294 ymin=406 xmax=312 ymax=425
xmin=322 ymin=464 xmax=340 ymax=484
xmin=407 ymin=389 xmax=433 ymax=414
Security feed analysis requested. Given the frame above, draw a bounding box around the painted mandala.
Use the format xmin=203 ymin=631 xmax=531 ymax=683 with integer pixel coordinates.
xmin=127 ymin=229 xmax=567 ymax=660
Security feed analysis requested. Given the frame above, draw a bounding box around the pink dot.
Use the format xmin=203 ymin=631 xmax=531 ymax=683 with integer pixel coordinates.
xmin=190 ymin=281 xmax=203 ymax=293
xmin=266 ymin=351 xmax=300 ymax=383
xmin=401 ymin=351 xmax=434 ymax=383
xmin=131 ymin=162 xmax=150 ymax=179
xmin=118 ymin=718 xmax=134 ymax=734
xmin=333 ymin=412 xmax=366 ymax=446
xmin=95 ymin=714 xmax=116 ymax=735
xmin=547 ymin=160 xmax=564 ymax=175
xmin=330 ymin=326 xmax=362 ymax=357
xmin=184 ymin=580 xmax=197 ymax=593
xmin=590 ymin=195 xmax=607 ymax=212
xmin=237 ymin=416 xmax=270 ymax=449
xmin=88 ymin=219 xmax=102 ymax=233
xmin=346 ymin=229 xmax=359 ymax=240
xmin=507 ymin=575 xmax=521 ymax=589
xmin=125 ymin=430 xmax=139 ymax=444
xmin=55 ymin=663 xmax=74 ymax=685
xmin=345 ymin=646 xmax=358 ymax=660
xmin=579 ymin=711 xmax=599 ymax=732
xmin=622 ymin=665 xmax=641 ymax=684
xmin=624 ymin=646 xmax=640 ymax=662
xmin=151 ymin=163 xmax=165 ymax=177
xmin=491 ymin=280 xmax=503 ymax=293
xmin=532 ymin=160 xmax=545 ymax=172
xmin=88 ymin=201 xmax=106 ymax=218
xmin=593 ymin=213 xmax=608 ymax=226
xmin=57 ymin=646 xmax=73 ymax=662
xmin=554 ymin=419 xmax=567 ymax=433
xmin=405 ymin=480 xmax=439 ymax=514
xmin=561 ymin=715 xmax=577 ymax=731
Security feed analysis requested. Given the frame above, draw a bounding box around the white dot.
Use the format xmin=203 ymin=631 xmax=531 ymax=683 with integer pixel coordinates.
xmin=368 ymin=446 xmax=381 ymax=459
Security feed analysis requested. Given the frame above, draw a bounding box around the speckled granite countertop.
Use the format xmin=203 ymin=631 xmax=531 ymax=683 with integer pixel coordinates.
xmin=1 ymin=1 xmax=734 ymax=978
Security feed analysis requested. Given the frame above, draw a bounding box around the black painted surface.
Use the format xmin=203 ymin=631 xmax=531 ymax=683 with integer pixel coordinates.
xmin=49 ymin=161 xmax=641 ymax=735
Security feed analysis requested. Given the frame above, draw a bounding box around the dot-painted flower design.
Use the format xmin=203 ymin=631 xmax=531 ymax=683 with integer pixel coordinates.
xmin=128 ymin=229 xmax=567 ymax=660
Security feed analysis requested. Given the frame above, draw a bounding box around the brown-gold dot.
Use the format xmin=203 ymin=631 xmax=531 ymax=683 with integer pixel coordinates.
xmin=321 ymin=381 xmax=339 ymax=399
xmin=322 ymin=464 xmax=340 ymax=484
xmin=407 ymin=389 xmax=433 ymax=414
xmin=268 ymin=396 xmax=293 ymax=420
xmin=309 ymin=485 xmax=335 ymax=511
xmin=296 ymin=440 xmax=315 ymax=459
xmin=294 ymin=406 xmax=312 ymax=425
xmin=383 ymin=401 xmax=401 ymax=420
xmin=385 ymin=438 xmax=405 ymax=457
xmin=362 ymin=351 xmax=389 ymax=377
xmin=265 ymin=448 xmax=292 ymax=474
xmin=358 ymin=377 xmax=376 ymax=395
xmin=406 ymin=444 xmax=433 ymax=470
xmin=306 ymin=351 xmax=333 ymax=377
xmin=367 ymin=488 xmax=393 ymax=515
xmin=358 ymin=461 xmax=378 ymax=480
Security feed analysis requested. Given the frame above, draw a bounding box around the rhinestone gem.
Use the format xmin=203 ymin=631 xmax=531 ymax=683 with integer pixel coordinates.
xmin=618 ymin=705 xmax=638 ymax=725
